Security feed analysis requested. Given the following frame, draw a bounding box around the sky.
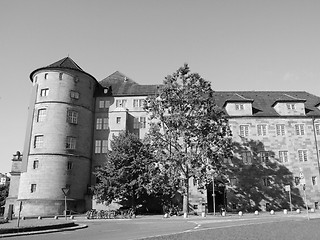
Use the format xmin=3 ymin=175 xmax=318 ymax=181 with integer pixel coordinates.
xmin=1 ymin=0 xmax=320 ymax=173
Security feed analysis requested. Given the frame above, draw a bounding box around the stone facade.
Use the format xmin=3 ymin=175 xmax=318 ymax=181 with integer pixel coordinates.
xmin=6 ymin=57 xmax=320 ymax=216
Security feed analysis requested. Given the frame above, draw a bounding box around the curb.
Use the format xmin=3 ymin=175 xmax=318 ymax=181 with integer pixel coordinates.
xmin=0 ymin=224 xmax=87 ymax=238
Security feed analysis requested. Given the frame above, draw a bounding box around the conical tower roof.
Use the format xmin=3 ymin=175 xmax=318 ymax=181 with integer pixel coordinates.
xmin=30 ymin=57 xmax=96 ymax=82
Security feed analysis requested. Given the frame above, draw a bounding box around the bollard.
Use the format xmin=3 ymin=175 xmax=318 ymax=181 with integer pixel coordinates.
xmin=283 ymin=209 xmax=288 ymax=214
xmin=38 ymin=216 xmax=42 ymax=220
xmin=254 ymin=210 xmax=259 ymax=215
xmin=201 ymin=212 xmax=206 ymax=218
xmin=222 ymin=211 xmax=226 ymax=217
xmin=22 ymin=216 xmax=26 ymax=220
xmin=183 ymin=213 xmax=188 ymax=218
xmin=296 ymin=209 xmax=301 ymax=214
xmin=270 ymin=210 xmax=275 ymax=215
xmin=238 ymin=211 xmax=243 ymax=216
xmin=54 ymin=216 xmax=59 ymax=220
xmin=310 ymin=208 xmax=315 ymax=213
xmin=69 ymin=215 xmax=74 ymax=220
xmin=164 ymin=213 xmax=169 ymax=218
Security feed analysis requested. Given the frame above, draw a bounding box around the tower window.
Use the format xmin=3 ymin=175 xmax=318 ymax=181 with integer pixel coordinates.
xmin=59 ymin=73 xmax=63 ymax=80
xmin=66 ymin=136 xmax=76 ymax=149
xmin=44 ymin=73 xmax=48 ymax=79
xmin=67 ymin=161 xmax=73 ymax=170
xmin=67 ymin=110 xmax=78 ymax=124
xmin=312 ymin=176 xmax=317 ymax=186
xmin=31 ymin=184 xmax=37 ymax=193
xmin=34 ymin=135 xmax=44 ymax=148
xmin=33 ymin=160 xmax=39 ymax=169
xmin=116 ymin=117 xmax=121 ymax=124
xmin=70 ymin=91 xmax=80 ymax=99
xmin=40 ymin=88 xmax=49 ymax=97
xmin=37 ymin=109 xmax=47 ymax=122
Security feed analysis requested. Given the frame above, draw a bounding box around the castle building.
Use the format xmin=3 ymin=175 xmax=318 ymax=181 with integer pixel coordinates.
xmin=6 ymin=57 xmax=320 ymax=216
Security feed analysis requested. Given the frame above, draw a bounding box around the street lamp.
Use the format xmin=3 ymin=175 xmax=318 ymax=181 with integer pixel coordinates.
xmin=61 ymin=187 xmax=70 ymax=220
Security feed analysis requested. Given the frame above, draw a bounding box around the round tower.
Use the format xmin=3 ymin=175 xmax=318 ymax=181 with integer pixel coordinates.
xmin=17 ymin=57 xmax=97 ymax=216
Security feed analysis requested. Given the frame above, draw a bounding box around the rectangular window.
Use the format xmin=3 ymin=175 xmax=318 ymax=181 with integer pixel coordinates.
xmin=37 ymin=109 xmax=46 ymax=122
xmin=102 ymin=140 xmax=108 ymax=153
xmin=67 ymin=161 xmax=73 ymax=170
xmin=95 ymin=140 xmax=101 ymax=154
xmin=67 ymin=110 xmax=78 ymax=124
xmin=276 ymin=124 xmax=285 ymax=136
xmin=259 ymin=151 xmax=270 ymax=163
xmin=140 ymin=117 xmax=146 ymax=128
xmin=235 ymin=104 xmax=244 ymax=110
xmin=70 ymin=91 xmax=80 ymax=99
xmin=257 ymin=124 xmax=267 ymax=136
xmin=34 ymin=135 xmax=43 ymax=148
xmin=279 ymin=151 xmax=289 ymax=163
xmin=262 ymin=177 xmax=271 ymax=187
xmin=287 ymin=103 xmax=296 ymax=110
xmin=312 ymin=176 xmax=317 ymax=186
xmin=103 ymin=118 xmax=108 ymax=129
xmin=295 ymin=124 xmax=305 ymax=135
xmin=40 ymin=88 xmax=49 ymax=97
xmin=105 ymin=101 xmax=110 ymax=108
xmin=99 ymin=101 xmax=104 ymax=108
xmin=116 ymin=117 xmax=121 ymax=124
xmin=298 ymin=150 xmax=308 ymax=162
xmin=66 ymin=136 xmax=76 ymax=149
xmin=96 ymin=118 xmax=102 ymax=130
xmin=133 ymin=99 xmax=145 ymax=108
xmin=239 ymin=125 xmax=249 ymax=137
xmin=241 ymin=151 xmax=252 ymax=165
xmin=31 ymin=184 xmax=37 ymax=193
xmin=315 ymin=124 xmax=320 ymax=135
xmin=116 ymin=99 xmax=127 ymax=108
xmin=33 ymin=160 xmax=39 ymax=169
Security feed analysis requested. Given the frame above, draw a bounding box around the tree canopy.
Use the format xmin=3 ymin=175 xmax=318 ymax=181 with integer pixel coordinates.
xmin=144 ymin=64 xmax=233 ymax=213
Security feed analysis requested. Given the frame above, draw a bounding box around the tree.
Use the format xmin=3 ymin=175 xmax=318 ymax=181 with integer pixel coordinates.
xmin=92 ymin=131 xmax=174 ymax=211
xmin=144 ymin=64 xmax=233 ymax=214
xmin=0 ymin=184 xmax=9 ymax=207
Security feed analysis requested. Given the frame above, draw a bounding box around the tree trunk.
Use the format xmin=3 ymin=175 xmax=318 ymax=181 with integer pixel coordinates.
xmin=182 ymin=178 xmax=189 ymax=214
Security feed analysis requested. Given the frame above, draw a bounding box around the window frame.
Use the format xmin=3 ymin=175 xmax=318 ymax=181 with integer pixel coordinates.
xmin=67 ymin=110 xmax=78 ymax=124
xmin=239 ymin=125 xmax=249 ymax=137
xmin=37 ymin=108 xmax=47 ymax=122
xmin=295 ymin=124 xmax=305 ymax=135
xmin=70 ymin=90 xmax=80 ymax=99
xmin=279 ymin=151 xmax=289 ymax=163
xmin=66 ymin=136 xmax=76 ymax=150
xmin=34 ymin=135 xmax=44 ymax=148
xmin=31 ymin=184 xmax=37 ymax=193
xmin=298 ymin=149 xmax=308 ymax=162
xmin=276 ymin=124 xmax=285 ymax=136
xmin=257 ymin=124 xmax=267 ymax=136
xmin=40 ymin=88 xmax=49 ymax=97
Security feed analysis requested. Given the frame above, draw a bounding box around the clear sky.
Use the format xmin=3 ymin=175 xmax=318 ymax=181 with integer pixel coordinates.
xmin=1 ymin=0 xmax=320 ymax=173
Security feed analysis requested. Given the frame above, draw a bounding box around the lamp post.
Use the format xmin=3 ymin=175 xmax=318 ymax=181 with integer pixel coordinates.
xmin=212 ymin=174 xmax=216 ymax=216
xmin=61 ymin=187 xmax=70 ymax=220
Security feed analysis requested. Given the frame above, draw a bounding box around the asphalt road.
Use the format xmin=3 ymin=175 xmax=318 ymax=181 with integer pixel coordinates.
xmin=6 ymin=213 xmax=320 ymax=240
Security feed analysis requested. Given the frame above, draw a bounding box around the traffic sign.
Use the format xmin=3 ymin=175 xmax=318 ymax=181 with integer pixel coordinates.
xmin=285 ymin=185 xmax=291 ymax=192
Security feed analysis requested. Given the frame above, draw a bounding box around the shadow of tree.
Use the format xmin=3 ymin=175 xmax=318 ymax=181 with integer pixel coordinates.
xmin=223 ymin=139 xmax=305 ymax=212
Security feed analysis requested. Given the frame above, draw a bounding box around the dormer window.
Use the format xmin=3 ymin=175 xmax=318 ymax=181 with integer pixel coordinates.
xmin=116 ymin=99 xmax=127 ymax=108
xmin=286 ymin=103 xmax=295 ymax=110
xmin=235 ymin=104 xmax=244 ymax=110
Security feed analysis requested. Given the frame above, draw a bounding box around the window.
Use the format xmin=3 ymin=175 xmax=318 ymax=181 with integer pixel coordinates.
xmin=103 ymin=118 xmax=108 ymax=129
xmin=31 ymin=184 xmax=37 ymax=193
xmin=67 ymin=110 xmax=78 ymax=124
xmin=34 ymin=135 xmax=43 ymax=148
xmin=33 ymin=160 xmax=39 ymax=169
xmin=235 ymin=104 xmax=244 ymax=110
xmin=295 ymin=124 xmax=305 ymax=135
xmin=257 ymin=125 xmax=267 ymax=136
xmin=67 ymin=161 xmax=73 ymax=170
xmin=140 ymin=117 xmax=146 ymax=128
xmin=287 ymin=103 xmax=295 ymax=110
xmin=96 ymin=118 xmax=102 ymax=130
xmin=259 ymin=151 xmax=270 ymax=163
xmin=44 ymin=73 xmax=48 ymax=79
xmin=66 ymin=137 xmax=76 ymax=149
xmin=276 ymin=124 xmax=285 ymax=136
xmin=70 ymin=91 xmax=80 ymax=99
xmin=298 ymin=150 xmax=308 ymax=162
xmin=241 ymin=151 xmax=252 ymax=165
xmin=105 ymin=101 xmax=110 ymax=108
xmin=312 ymin=176 xmax=317 ymax=186
xmin=99 ymin=101 xmax=105 ymax=108
xmin=40 ymin=88 xmax=49 ymax=97
xmin=295 ymin=177 xmax=300 ymax=186
xmin=116 ymin=99 xmax=127 ymax=108
xmin=133 ymin=99 xmax=145 ymax=108
xmin=116 ymin=117 xmax=121 ymax=124
xmin=102 ymin=140 xmax=108 ymax=153
xmin=59 ymin=73 xmax=63 ymax=80
xmin=37 ymin=109 xmax=46 ymax=122
xmin=239 ymin=125 xmax=249 ymax=137
xmin=95 ymin=140 xmax=101 ymax=154
xmin=262 ymin=177 xmax=271 ymax=187
xmin=315 ymin=124 xmax=320 ymax=135
xmin=279 ymin=151 xmax=289 ymax=163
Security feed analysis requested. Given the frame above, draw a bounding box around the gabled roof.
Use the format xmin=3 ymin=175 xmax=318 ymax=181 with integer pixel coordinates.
xmin=272 ymin=93 xmax=306 ymax=106
xmin=29 ymin=57 xmax=96 ymax=82
xmin=98 ymin=71 xmax=159 ymax=96
xmin=223 ymin=93 xmax=254 ymax=106
xmin=213 ymin=91 xmax=320 ymax=117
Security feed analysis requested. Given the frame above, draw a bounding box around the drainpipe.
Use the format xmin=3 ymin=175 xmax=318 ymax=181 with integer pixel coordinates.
xmin=312 ymin=117 xmax=320 ymax=177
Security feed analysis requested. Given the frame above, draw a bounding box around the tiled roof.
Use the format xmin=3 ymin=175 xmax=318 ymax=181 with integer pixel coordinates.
xmin=272 ymin=93 xmax=306 ymax=106
xmin=99 ymin=71 xmax=159 ymax=96
xmin=223 ymin=93 xmax=254 ymax=106
xmin=213 ymin=91 xmax=320 ymax=117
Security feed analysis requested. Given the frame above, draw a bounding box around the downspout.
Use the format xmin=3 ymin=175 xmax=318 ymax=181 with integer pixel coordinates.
xmin=312 ymin=117 xmax=320 ymax=177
